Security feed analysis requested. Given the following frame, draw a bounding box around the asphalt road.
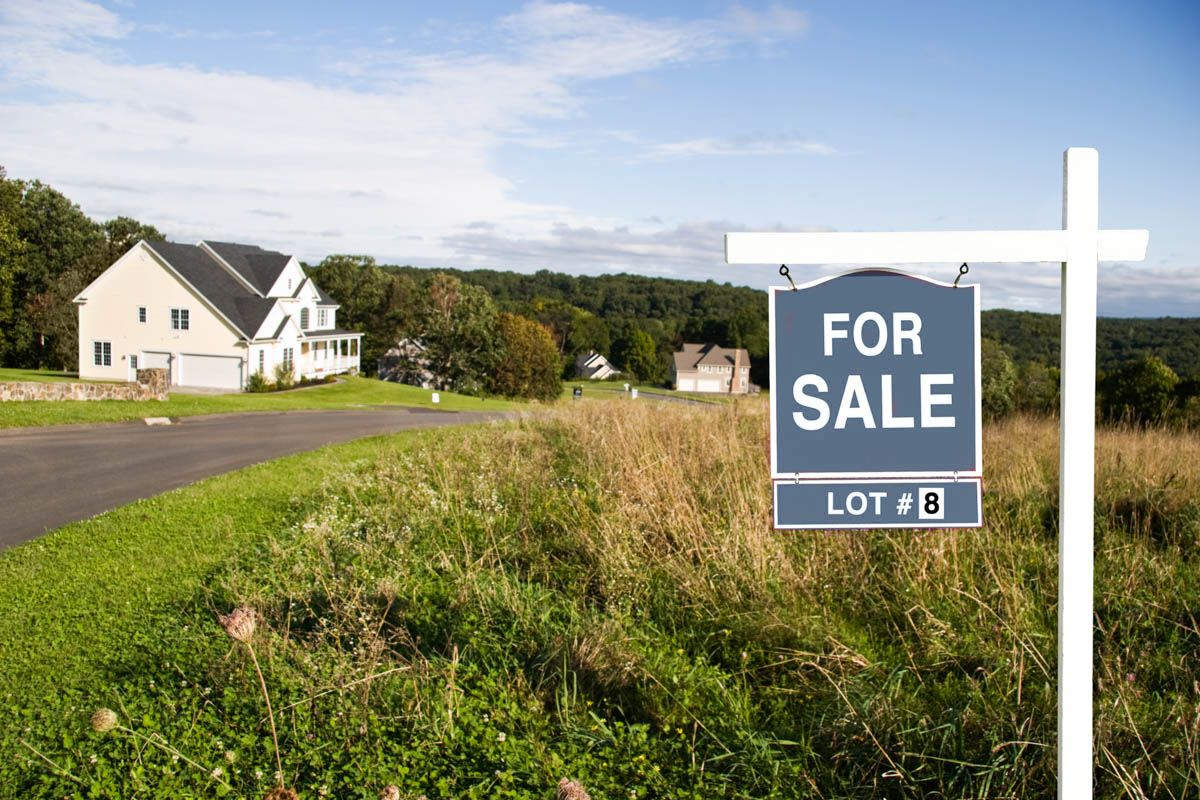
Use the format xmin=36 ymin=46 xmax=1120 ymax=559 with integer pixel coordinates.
xmin=0 ymin=408 xmax=504 ymax=550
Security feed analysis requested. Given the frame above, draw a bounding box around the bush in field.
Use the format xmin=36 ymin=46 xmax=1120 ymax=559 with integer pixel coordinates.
xmin=272 ymin=361 xmax=295 ymax=390
xmin=1099 ymin=355 xmax=1179 ymax=423
xmin=490 ymin=312 xmax=562 ymax=401
xmin=980 ymin=337 xmax=1016 ymax=419
xmin=1014 ymin=360 xmax=1059 ymax=414
xmin=245 ymin=370 xmax=272 ymax=393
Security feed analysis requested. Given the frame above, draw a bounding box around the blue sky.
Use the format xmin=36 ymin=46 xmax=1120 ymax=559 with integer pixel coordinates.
xmin=0 ymin=0 xmax=1197 ymax=315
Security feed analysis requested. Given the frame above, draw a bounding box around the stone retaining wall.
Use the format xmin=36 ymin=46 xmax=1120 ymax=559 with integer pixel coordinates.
xmin=0 ymin=368 xmax=168 ymax=402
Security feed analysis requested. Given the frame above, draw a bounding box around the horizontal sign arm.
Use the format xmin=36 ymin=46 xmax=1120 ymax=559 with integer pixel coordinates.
xmin=726 ymin=229 xmax=1148 ymax=265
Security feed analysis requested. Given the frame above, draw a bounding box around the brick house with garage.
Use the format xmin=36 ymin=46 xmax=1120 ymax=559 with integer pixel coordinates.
xmin=74 ymin=240 xmax=361 ymax=390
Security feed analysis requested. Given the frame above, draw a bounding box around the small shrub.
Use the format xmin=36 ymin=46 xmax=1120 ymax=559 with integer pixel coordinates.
xmin=246 ymin=370 xmax=272 ymax=393
xmin=273 ymin=361 xmax=296 ymax=390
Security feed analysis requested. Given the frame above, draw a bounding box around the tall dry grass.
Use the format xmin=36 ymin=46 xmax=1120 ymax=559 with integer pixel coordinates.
xmin=207 ymin=397 xmax=1199 ymax=798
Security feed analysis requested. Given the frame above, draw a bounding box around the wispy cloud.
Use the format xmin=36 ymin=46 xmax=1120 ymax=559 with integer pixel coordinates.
xmin=1 ymin=1 xmax=811 ymax=265
xmin=645 ymin=134 xmax=836 ymax=160
xmin=442 ymin=219 xmax=837 ymax=278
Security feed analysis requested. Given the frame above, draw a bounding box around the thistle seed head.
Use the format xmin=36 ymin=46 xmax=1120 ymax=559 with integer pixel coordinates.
xmin=90 ymin=708 xmax=118 ymax=733
xmin=219 ymin=606 xmax=257 ymax=643
xmin=557 ymin=778 xmax=592 ymax=800
xmin=380 ymin=786 xmax=401 ymax=800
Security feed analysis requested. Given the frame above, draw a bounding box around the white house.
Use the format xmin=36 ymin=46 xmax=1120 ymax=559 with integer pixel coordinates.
xmin=671 ymin=343 xmax=751 ymax=393
xmin=574 ymin=351 xmax=620 ymax=380
xmin=74 ymin=240 xmax=362 ymax=390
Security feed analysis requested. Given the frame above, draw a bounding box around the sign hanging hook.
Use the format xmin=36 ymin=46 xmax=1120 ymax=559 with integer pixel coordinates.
xmin=952 ymin=263 xmax=969 ymax=289
xmin=779 ymin=264 xmax=798 ymax=290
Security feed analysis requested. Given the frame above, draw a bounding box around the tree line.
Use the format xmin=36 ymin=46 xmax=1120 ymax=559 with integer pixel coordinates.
xmin=2 ymin=166 xmax=1197 ymax=417
xmin=0 ymin=167 xmax=164 ymax=371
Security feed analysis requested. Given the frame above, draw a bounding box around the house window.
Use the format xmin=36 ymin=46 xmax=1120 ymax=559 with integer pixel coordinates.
xmin=351 ymin=339 xmax=358 ymax=356
xmin=282 ymin=347 xmax=293 ymax=370
xmin=93 ymin=341 xmax=111 ymax=367
xmin=258 ymin=350 xmax=265 ymax=374
xmin=130 ymin=355 xmax=138 ymax=370
xmin=300 ymin=308 xmax=309 ymax=329
xmin=171 ymin=308 xmax=189 ymax=330
xmin=317 ymin=308 xmax=328 ymax=328
xmin=137 ymin=306 xmax=147 ymax=323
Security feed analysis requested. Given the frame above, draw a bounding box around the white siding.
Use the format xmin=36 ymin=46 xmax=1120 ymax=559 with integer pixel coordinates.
xmin=77 ymin=245 xmax=246 ymax=385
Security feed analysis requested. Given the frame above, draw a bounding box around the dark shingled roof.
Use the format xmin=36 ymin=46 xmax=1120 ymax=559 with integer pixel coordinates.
xmin=673 ymin=343 xmax=751 ymax=372
xmin=146 ymin=241 xmax=265 ymax=338
xmin=204 ymin=241 xmax=292 ymax=295
xmin=302 ymin=328 xmax=360 ymax=338
xmin=141 ymin=240 xmax=344 ymax=340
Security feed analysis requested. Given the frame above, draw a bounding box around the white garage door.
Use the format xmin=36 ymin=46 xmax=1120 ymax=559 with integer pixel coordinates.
xmin=677 ymin=378 xmax=695 ymax=391
xmin=179 ymin=354 xmax=243 ymax=390
xmin=696 ymin=379 xmax=723 ymax=392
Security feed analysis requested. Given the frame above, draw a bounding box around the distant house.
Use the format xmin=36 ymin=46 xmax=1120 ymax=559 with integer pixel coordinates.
xmin=575 ymin=351 xmax=620 ymax=380
xmin=671 ymin=343 xmax=752 ymax=393
xmin=378 ymin=339 xmax=435 ymax=388
xmin=74 ymin=240 xmax=361 ymax=390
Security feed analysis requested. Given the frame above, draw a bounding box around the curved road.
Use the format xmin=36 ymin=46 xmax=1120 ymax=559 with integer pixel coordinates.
xmin=0 ymin=408 xmax=504 ymax=550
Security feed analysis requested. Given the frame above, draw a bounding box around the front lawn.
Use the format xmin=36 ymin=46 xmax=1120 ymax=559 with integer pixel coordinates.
xmin=0 ymin=375 xmax=524 ymax=428
xmin=0 ymin=367 xmax=122 ymax=384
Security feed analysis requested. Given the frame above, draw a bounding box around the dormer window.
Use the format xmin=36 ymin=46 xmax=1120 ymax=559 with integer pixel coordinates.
xmin=300 ymin=308 xmax=309 ymax=329
xmin=317 ymin=308 xmax=328 ymax=328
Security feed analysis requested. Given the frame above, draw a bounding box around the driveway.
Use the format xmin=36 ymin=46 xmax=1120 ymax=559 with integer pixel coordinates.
xmin=0 ymin=408 xmax=504 ymax=550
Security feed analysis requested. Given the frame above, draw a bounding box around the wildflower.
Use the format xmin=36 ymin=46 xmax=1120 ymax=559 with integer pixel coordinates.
xmin=256 ymin=770 xmax=264 ymax=781
xmin=497 ymin=732 xmax=506 ymax=742
xmin=319 ymin=785 xmax=329 ymax=796
xmin=380 ymin=786 xmax=401 ymax=800
xmin=225 ymin=750 xmax=237 ymax=763
xmin=265 ymin=789 xmax=299 ymax=800
xmin=89 ymin=754 xmax=97 ymax=763
xmin=219 ymin=606 xmax=257 ymax=643
xmin=90 ymin=708 xmax=118 ymax=733
xmin=557 ymin=778 xmax=592 ymax=800
xmin=211 ymin=766 xmax=224 ymax=779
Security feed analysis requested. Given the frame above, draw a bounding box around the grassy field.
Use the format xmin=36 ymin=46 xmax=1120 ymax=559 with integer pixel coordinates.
xmin=0 ymin=376 xmax=522 ymax=428
xmin=0 ymin=367 xmax=123 ymax=384
xmin=2 ymin=399 xmax=1197 ymax=798
xmin=561 ymin=381 xmax=745 ymax=405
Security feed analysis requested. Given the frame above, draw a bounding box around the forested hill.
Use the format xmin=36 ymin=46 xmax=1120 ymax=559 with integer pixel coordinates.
xmin=983 ymin=310 xmax=1200 ymax=377
xmin=383 ymin=266 xmax=765 ymax=321
xmin=385 ymin=265 xmax=1200 ymax=379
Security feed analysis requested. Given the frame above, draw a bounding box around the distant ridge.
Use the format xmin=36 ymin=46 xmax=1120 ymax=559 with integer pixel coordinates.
xmin=380 ymin=265 xmax=1200 ymax=378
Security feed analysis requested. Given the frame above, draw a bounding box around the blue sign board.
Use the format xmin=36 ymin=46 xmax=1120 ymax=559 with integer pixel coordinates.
xmin=774 ymin=478 xmax=982 ymax=529
xmin=769 ymin=270 xmax=981 ymax=479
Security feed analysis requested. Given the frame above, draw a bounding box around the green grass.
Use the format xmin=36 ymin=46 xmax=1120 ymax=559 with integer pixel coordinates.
xmin=561 ymin=381 xmax=741 ymax=405
xmin=2 ymin=402 xmax=1197 ymax=798
xmin=0 ymin=376 xmax=524 ymax=429
xmin=0 ymin=367 xmax=123 ymax=384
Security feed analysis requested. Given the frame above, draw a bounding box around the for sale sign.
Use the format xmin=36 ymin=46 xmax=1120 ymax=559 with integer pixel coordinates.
xmin=769 ymin=269 xmax=982 ymax=529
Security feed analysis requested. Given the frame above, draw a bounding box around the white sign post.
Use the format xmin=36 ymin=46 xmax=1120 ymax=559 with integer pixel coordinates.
xmin=726 ymin=148 xmax=1148 ymax=798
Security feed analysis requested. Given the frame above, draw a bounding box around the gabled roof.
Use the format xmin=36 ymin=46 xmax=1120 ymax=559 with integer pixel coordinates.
xmin=137 ymin=240 xmax=334 ymax=341
xmin=294 ymin=277 xmax=338 ymax=306
xmin=673 ymin=343 xmax=750 ymax=371
xmin=204 ymin=241 xmax=292 ymax=295
xmin=146 ymin=241 xmax=275 ymax=338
